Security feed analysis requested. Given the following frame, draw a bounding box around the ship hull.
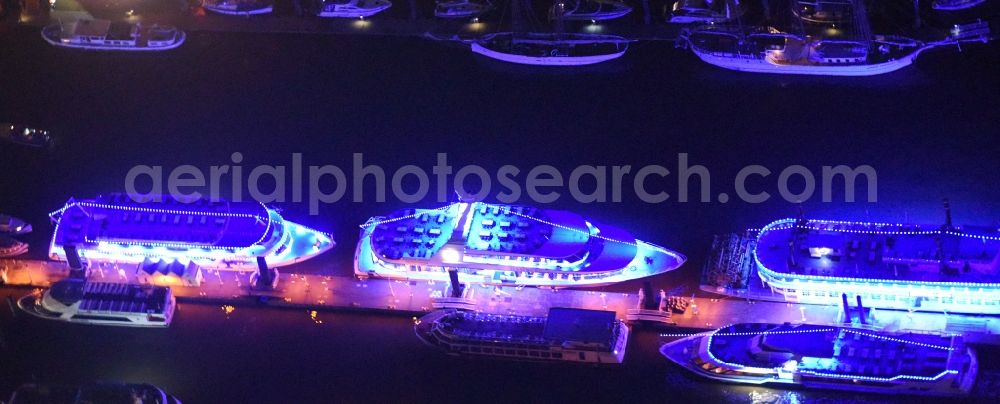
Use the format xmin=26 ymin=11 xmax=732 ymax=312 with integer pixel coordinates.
xmin=691 ymin=49 xmax=919 ymax=76
xmin=17 ymin=295 xmax=174 ymax=328
xmin=41 ymin=26 xmax=186 ymax=52
xmin=471 ymin=41 xmax=626 ymax=66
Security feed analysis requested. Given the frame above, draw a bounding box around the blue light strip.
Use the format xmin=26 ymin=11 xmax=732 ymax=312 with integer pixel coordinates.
xmin=358 ymin=202 xmax=460 ymax=229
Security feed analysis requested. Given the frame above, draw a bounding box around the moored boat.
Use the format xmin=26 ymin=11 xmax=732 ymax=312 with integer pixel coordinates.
xmin=18 ymin=279 xmax=177 ymax=328
xmin=661 ymin=322 xmax=978 ymax=396
xmin=316 ymin=0 xmax=392 ymax=18
xmin=0 ymin=123 xmax=52 ymax=148
xmin=42 ymin=19 xmax=185 ymax=51
xmin=549 ymin=0 xmax=632 ymax=21
xmin=435 ymin=0 xmax=493 ymax=18
xmin=203 ymin=0 xmax=274 ymax=15
xmin=8 ymin=382 xmax=182 ymax=404
xmin=471 ymin=32 xmax=630 ymax=66
xmin=932 ymin=0 xmax=986 ymax=11
xmin=0 ymin=214 xmax=32 ymax=235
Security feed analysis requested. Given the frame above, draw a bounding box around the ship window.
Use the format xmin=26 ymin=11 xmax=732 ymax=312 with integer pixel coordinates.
xmin=578 ymin=352 xmax=586 ymax=361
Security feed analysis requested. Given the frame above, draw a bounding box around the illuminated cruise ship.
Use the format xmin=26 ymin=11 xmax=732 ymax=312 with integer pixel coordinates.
xmin=48 ymin=194 xmax=334 ymax=271
xmin=661 ymin=323 xmax=978 ymax=396
xmin=18 ymin=279 xmax=177 ymax=328
xmin=754 ymin=217 xmax=1000 ymax=314
xmin=355 ymin=201 xmax=685 ymax=287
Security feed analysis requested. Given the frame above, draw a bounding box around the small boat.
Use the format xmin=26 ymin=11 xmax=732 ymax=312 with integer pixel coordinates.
xmin=42 ymin=19 xmax=185 ymax=51
xmin=8 ymin=382 xmax=182 ymax=404
xmin=549 ymin=0 xmax=632 ymax=21
xmin=18 ymin=279 xmax=177 ymax=328
xmin=0 ymin=214 xmax=32 ymax=235
xmin=792 ymin=0 xmax=853 ymax=24
xmin=0 ymin=123 xmax=52 ymax=148
xmin=202 ymin=0 xmax=274 ymax=15
xmin=316 ymin=0 xmax=392 ymax=18
xmin=471 ymin=32 xmax=630 ymax=66
xmin=416 ymin=308 xmax=629 ymax=364
xmin=434 ymin=0 xmax=493 ymax=18
xmin=0 ymin=236 xmax=28 ymax=258
xmin=932 ymin=0 xmax=986 ymax=11
xmin=668 ymin=0 xmax=738 ymax=24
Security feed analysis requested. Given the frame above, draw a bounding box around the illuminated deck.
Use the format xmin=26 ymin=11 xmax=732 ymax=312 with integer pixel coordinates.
xmin=753 ymin=218 xmax=1000 ymax=314
xmin=356 ymin=202 xmax=685 ymax=287
xmin=48 ymin=195 xmax=334 ymax=271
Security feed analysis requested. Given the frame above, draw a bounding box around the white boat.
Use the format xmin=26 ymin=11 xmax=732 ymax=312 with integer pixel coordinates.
xmin=0 ymin=214 xmax=31 ymax=235
xmin=41 ymin=19 xmax=185 ymax=51
xmin=203 ymin=0 xmax=274 ymax=15
xmin=680 ymin=27 xmax=933 ymax=76
xmin=933 ymin=0 xmax=986 ymax=11
xmin=662 ymin=323 xmax=978 ymax=396
xmin=668 ymin=0 xmax=739 ymax=24
xmin=792 ymin=0 xmax=853 ymax=24
xmin=18 ymin=279 xmax=177 ymax=328
xmin=471 ymin=32 xmax=630 ymax=66
xmin=435 ymin=0 xmax=493 ymax=18
xmin=316 ymin=0 xmax=392 ymax=18
xmin=549 ymin=0 xmax=632 ymax=21
xmin=0 ymin=236 xmax=28 ymax=258
xmin=416 ymin=308 xmax=629 ymax=364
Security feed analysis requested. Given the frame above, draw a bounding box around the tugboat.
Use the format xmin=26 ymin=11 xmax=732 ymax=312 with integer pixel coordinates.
xmin=202 ymin=0 xmax=274 ymax=15
xmin=316 ymin=0 xmax=392 ymax=18
xmin=18 ymin=279 xmax=177 ymax=328
xmin=434 ymin=0 xmax=493 ymax=18
xmin=0 ymin=123 xmax=52 ymax=148
xmin=548 ymin=0 xmax=632 ymax=21
xmin=8 ymin=382 xmax=182 ymax=403
xmin=41 ymin=19 xmax=185 ymax=51
xmin=416 ymin=307 xmax=629 ymax=364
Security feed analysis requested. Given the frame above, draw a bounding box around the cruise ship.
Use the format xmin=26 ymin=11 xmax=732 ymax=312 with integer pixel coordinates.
xmin=18 ymin=279 xmax=177 ymax=327
xmin=355 ymin=201 xmax=685 ymax=287
xmin=8 ymin=382 xmax=182 ymax=404
xmin=48 ymin=194 xmax=334 ymax=271
xmin=753 ymin=217 xmax=1000 ymax=314
xmin=42 ymin=19 xmax=185 ymax=51
xmin=202 ymin=0 xmax=274 ymax=15
xmin=415 ymin=307 xmax=629 ymax=364
xmin=661 ymin=323 xmax=978 ymax=396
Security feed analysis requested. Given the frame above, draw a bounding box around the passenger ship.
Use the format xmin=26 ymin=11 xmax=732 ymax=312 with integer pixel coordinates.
xmin=18 ymin=279 xmax=177 ymax=327
xmin=355 ymin=201 xmax=685 ymax=287
xmin=661 ymin=323 xmax=978 ymax=396
xmin=415 ymin=308 xmax=629 ymax=364
xmin=753 ymin=217 xmax=1000 ymax=314
xmin=42 ymin=19 xmax=185 ymax=51
xmin=48 ymin=194 xmax=334 ymax=271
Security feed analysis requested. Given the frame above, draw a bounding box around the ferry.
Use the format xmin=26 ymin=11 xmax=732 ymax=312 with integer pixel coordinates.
xmin=0 ymin=214 xmax=32 ymax=235
xmin=471 ymin=32 xmax=630 ymax=66
xmin=792 ymin=0 xmax=853 ymax=24
xmin=434 ymin=0 xmax=493 ymax=18
xmin=753 ymin=217 xmax=1000 ymax=314
xmin=316 ymin=0 xmax=392 ymax=18
xmin=48 ymin=194 xmax=334 ymax=271
xmin=355 ymin=201 xmax=685 ymax=287
xmin=668 ymin=0 xmax=739 ymax=24
xmin=202 ymin=0 xmax=274 ymax=15
xmin=42 ymin=19 xmax=185 ymax=51
xmin=0 ymin=235 xmax=28 ymax=258
xmin=415 ymin=307 xmax=629 ymax=364
xmin=548 ymin=0 xmax=632 ymax=21
xmin=18 ymin=279 xmax=177 ymax=327
xmin=933 ymin=0 xmax=986 ymax=11
xmin=661 ymin=323 xmax=978 ymax=396
xmin=0 ymin=123 xmax=52 ymax=148
xmin=8 ymin=382 xmax=182 ymax=404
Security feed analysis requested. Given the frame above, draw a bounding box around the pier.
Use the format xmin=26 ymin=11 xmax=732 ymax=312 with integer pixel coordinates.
xmin=4 ymin=258 xmax=1000 ymax=345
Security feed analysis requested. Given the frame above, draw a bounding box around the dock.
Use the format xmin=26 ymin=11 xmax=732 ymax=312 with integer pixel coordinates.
xmin=4 ymin=258 xmax=1000 ymax=345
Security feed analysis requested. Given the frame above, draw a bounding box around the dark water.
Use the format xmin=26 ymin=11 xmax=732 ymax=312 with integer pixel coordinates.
xmin=1 ymin=22 xmax=999 ymax=403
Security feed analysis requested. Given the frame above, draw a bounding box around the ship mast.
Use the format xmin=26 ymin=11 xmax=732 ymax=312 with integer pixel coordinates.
xmin=851 ymin=0 xmax=874 ymax=55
